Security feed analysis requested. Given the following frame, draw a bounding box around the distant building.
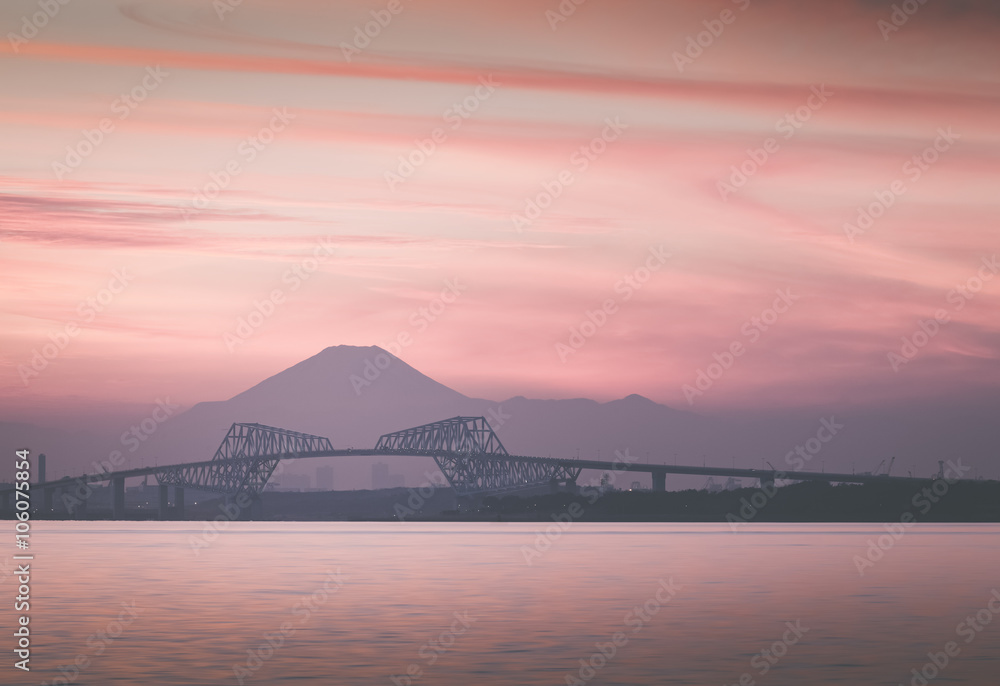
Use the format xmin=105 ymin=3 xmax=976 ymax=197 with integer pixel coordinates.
xmin=316 ymin=466 xmax=334 ymax=490
xmin=372 ymin=463 xmax=390 ymax=489
xmin=372 ymin=463 xmax=405 ymax=489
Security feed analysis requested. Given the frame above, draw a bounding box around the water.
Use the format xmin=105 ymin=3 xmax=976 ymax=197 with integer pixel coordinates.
xmin=3 ymin=522 xmax=998 ymax=685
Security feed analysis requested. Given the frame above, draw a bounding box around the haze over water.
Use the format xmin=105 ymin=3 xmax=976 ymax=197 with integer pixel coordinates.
xmin=5 ymin=522 xmax=998 ymax=685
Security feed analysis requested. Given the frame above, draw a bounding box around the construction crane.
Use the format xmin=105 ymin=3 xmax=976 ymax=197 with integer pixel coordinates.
xmin=885 ymin=456 xmax=895 ymax=476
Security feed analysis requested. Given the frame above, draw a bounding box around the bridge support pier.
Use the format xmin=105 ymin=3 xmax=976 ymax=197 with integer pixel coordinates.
xmin=1 ymin=491 xmax=8 ymax=511
xmin=175 ymin=487 xmax=185 ymax=520
xmin=44 ymin=488 xmax=54 ymax=512
xmin=113 ymin=477 xmax=125 ymax=519
xmin=652 ymin=471 xmax=666 ymax=492
xmin=159 ymin=484 xmax=169 ymax=520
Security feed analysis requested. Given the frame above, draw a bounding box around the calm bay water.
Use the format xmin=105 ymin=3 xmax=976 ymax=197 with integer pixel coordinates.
xmin=2 ymin=522 xmax=998 ymax=685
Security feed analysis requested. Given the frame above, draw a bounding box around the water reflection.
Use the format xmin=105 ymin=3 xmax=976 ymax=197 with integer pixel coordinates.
xmin=2 ymin=522 xmax=997 ymax=685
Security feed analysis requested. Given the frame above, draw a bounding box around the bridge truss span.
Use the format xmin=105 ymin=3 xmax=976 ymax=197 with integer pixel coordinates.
xmin=157 ymin=422 xmax=333 ymax=497
xmin=375 ymin=416 xmax=508 ymax=456
xmin=376 ymin=416 xmax=580 ymax=496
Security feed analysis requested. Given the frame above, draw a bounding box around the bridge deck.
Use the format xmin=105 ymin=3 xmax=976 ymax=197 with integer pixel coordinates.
xmin=3 ymin=448 xmax=942 ymax=496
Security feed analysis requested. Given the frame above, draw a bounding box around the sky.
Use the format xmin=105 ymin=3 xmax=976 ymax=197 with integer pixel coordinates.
xmin=1 ymin=0 xmax=999 ymax=422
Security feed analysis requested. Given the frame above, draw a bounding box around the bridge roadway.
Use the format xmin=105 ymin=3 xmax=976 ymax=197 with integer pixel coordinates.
xmin=3 ymin=447 xmax=930 ymax=517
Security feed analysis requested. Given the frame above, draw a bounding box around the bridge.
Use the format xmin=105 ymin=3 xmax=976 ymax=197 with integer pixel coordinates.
xmin=1 ymin=415 xmax=950 ymax=519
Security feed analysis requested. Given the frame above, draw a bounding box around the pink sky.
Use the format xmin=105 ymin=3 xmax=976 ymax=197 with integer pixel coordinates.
xmin=2 ymin=0 xmax=999 ymax=419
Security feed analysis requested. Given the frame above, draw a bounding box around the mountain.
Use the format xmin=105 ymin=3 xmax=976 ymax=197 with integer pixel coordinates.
xmin=135 ymin=346 xmax=487 ymax=479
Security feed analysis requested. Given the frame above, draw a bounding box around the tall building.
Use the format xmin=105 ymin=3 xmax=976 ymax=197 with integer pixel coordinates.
xmin=316 ymin=466 xmax=334 ymax=491
xmin=372 ymin=462 xmax=390 ymax=489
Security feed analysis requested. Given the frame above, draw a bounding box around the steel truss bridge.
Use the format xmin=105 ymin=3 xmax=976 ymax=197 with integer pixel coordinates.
xmin=2 ymin=415 xmax=953 ymax=519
